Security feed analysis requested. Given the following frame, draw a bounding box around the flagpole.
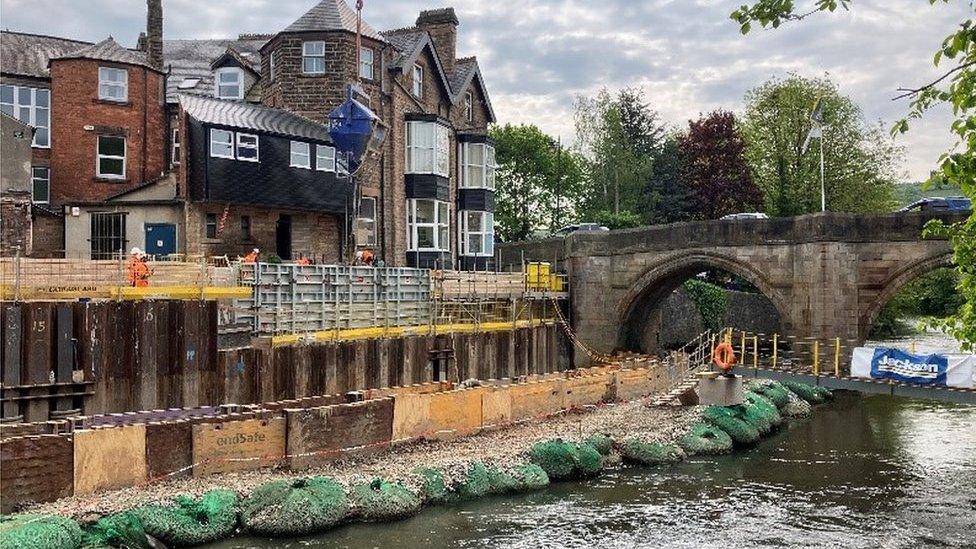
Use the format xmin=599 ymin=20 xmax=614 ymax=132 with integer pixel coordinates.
xmin=819 ymin=134 xmax=826 ymax=212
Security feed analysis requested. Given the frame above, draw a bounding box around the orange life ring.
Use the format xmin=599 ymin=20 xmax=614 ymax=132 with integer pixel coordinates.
xmin=713 ymin=342 xmax=736 ymax=371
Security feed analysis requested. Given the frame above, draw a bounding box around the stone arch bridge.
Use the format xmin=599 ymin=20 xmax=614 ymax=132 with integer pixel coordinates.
xmin=498 ymin=212 xmax=966 ymax=364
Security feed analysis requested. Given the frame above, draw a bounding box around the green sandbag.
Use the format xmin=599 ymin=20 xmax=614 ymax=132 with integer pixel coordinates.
xmin=743 ymin=391 xmax=783 ymax=432
xmin=131 ymin=489 xmax=238 ymax=547
xmin=783 ymin=381 xmax=824 ymax=404
xmin=812 ymin=385 xmax=834 ymax=400
xmin=528 ymin=439 xmax=603 ymax=480
xmin=617 ymin=438 xmax=685 ymax=465
xmin=414 ymin=468 xmax=451 ymax=505
xmin=487 ymin=463 xmax=550 ymax=494
xmin=678 ymin=422 xmax=734 ymax=455
xmin=349 ymin=479 xmax=422 ymax=522
xmin=486 ymin=464 xmax=520 ymax=494
xmin=702 ymin=406 xmax=760 ymax=445
xmin=746 ymin=380 xmax=791 ymax=409
xmin=782 ymin=390 xmax=812 ymax=417
xmin=240 ymin=477 xmax=349 ymax=537
xmin=0 ymin=514 xmax=83 ymax=549
xmin=81 ymin=512 xmax=149 ymax=549
xmin=453 ymin=461 xmax=491 ymax=500
xmin=584 ymin=433 xmax=613 ymax=456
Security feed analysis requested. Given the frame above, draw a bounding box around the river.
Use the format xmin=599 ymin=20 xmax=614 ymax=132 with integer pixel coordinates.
xmin=207 ymin=392 xmax=976 ymax=549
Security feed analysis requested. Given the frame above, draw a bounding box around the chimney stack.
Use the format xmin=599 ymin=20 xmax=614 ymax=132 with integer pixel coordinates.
xmin=416 ymin=8 xmax=458 ymax=75
xmin=146 ymin=0 xmax=163 ymax=70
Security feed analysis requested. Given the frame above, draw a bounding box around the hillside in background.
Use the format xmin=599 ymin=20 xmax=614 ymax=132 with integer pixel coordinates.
xmin=895 ymin=179 xmax=965 ymax=206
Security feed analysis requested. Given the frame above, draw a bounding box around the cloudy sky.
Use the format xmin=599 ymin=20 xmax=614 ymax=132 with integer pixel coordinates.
xmin=2 ymin=0 xmax=968 ymax=180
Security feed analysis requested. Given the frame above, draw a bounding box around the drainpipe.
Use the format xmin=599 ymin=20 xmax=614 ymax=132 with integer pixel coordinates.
xmin=142 ymin=68 xmax=148 ymax=185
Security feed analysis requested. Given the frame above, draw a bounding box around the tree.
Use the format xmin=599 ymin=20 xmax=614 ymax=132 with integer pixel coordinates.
xmin=643 ymin=134 xmax=691 ymax=224
xmin=731 ymin=2 xmax=976 ymax=349
xmin=490 ymin=124 xmax=583 ymax=241
xmin=679 ymin=110 xmax=764 ymax=219
xmin=740 ymin=75 xmax=899 ymax=216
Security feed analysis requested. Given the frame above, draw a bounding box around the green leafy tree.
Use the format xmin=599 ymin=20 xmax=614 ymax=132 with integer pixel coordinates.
xmin=644 ymin=134 xmax=692 ymax=224
xmin=731 ymin=1 xmax=976 ymax=348
xmin=490 ymin=124 xmax=583 ymax=241
xmin=680 ymin=110 xmax=764 ymax=219
xmin=740 ymin=75 xmax=900 ymax=216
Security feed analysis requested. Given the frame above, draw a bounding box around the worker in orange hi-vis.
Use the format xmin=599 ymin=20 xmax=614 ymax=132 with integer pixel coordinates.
xmin=361 ymin=248 xmax=375 ymax=266
xmin=126 ymin=247 xmax=151 ymax=287
xmin=243 ymin=248 xmax=260 ymax=263
xmin=295 ymin=254 xmax=311 ymax=266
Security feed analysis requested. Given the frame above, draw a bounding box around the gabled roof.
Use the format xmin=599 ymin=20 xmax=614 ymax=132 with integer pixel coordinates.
xmin=0 ymin=31 xmax=92 ymax=78
xmin=164 ymin=37 xmax=266 ymax=101
xmin=282 ymin=0 xmax=385 ymax=41
xmin=179 ymin=94 xmax=332 ymax=142
xmin=450 ymin=57 xmax=495 ymax=122
xmin=51 ymin=37 xmax=158 ymax=71
xmin=210 ymin=47 xmax=260 ymax=76
xmin=380 ymin=28 xmax=452 ymax=97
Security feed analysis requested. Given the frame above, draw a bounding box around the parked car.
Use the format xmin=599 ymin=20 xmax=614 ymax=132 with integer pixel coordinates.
xmin=898 ymin=196 xmax=972 ymax=213
xmin=552 ymin=223 xmax=610 ymax=237
xmin=720 ymin=212 xmax=769 ymax=220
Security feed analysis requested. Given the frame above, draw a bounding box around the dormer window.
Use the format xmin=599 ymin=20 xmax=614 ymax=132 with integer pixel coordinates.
xmin=215 ymin=68 xmax=243 ymax=100
xmin=98 ymin=67 xmax=128 ymax=102
xmin=413 ymin=64 xmax=424 ymax=98
xmin=464 ymin=92 xmax=473 ymax=121
xmin=302 ymin=41 xmax=326 ymax=75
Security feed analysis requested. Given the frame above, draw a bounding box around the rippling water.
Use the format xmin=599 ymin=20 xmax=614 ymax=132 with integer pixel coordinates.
xmin=209 ymin=393 xmax=976 ymax=549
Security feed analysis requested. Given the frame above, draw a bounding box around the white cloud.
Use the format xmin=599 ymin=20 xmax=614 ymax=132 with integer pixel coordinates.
xmin=1 ymin=0 xmax=967 ymax=179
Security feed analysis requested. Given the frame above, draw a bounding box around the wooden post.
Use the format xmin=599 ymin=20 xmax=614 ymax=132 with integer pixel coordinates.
xmin=752 ymin=335 xmax=758 ymax=369
xmin=812 ymin=340 xmax=820 ymax=376
xmin=834 ymin=337 xmax=841 ymax=377
xmin=772 ymin=333 xmax=778 ymax=368
xmin=739 ymin=331 xmax=746 ymax=364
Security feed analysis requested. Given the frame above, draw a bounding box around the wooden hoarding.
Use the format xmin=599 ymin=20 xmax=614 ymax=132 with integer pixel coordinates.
xmin=191 ymin=416 xmax=285 ymax=477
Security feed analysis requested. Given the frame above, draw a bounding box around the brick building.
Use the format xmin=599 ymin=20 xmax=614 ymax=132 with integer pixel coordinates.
xmin=0 ymin=0 xmax=496 ymax=267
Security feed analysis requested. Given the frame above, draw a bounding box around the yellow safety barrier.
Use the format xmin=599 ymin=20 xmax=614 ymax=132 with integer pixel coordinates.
xmin=271 ymin=318 xmax=554 ymax=347
xmin=1 ymin=284 xmax=251 ymax=301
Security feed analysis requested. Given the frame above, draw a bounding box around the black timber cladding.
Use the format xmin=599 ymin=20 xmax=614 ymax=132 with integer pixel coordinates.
xmin=405 ymin=174 xmax=450 ymax=201
xmin=457 ymin=189 xmax=493 ymax=212
xmin=186 ymin=117 xmax=351 ymax=212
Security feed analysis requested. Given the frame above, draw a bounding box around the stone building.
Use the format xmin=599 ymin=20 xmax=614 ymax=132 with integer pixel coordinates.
xmin=0 ymin=0 xmax=496 ymax=267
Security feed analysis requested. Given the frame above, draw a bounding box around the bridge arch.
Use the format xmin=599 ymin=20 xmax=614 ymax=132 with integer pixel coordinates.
xmin=617 ymin=251 xmax=791 ymax=352
xmin=859 ymin=251 xmax=955 ymax=341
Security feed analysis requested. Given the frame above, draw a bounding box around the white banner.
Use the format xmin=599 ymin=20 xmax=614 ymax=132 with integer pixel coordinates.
xmin=851 ymin=347 xmax=975 ymax=389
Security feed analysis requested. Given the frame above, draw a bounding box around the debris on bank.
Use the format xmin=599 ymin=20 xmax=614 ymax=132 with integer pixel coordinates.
xmin=2 ymin=380 xmax=833 ymax=549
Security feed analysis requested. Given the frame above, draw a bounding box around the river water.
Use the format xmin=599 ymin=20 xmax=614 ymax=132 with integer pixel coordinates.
xmin=209 ymin=392 xmax=976 ymax=549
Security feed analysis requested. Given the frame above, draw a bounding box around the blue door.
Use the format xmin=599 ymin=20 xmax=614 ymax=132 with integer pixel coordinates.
xmin=145 ymin=223 xmax=176 ymax=256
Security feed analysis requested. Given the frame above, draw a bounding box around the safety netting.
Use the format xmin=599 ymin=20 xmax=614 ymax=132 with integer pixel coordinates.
xmin=745 ymin=379 xmax=792 ymax=409
xmin=812 ymin=384 xmax=834 ymax=401
xmin=414 ymin=468 xmax=451 ymax=505
xmin=486 ymin=463 xmax=550 ymax=494
xmin=348 ymin=478 xmax=422 ymax=522
xmin=0 ymin=514 xmax=83 ymax=549
xmin=678 ymin=422 xmax=734 ymax=455
xmin=528 ymin=439 xmax=603 ymax=480
xmin=781 ymin=390 xmax=812 ymax=417
xmin=783 ymin=381 xmax=825 ymax=404
xmin=452 ymin=461 xmax=492 ymax=500
xmin=584 ymin=433 xmax=614 ymax=456
xmin=702 ymin=405 xmax=761 ymax=445
xmin=617 ymin=438 xmax=685 ymax=465
xmin=130 ymin=489 xmax=238 ymax=547
xmin=81 ymin=512 xmax=149 ymax=549
xmin=239 ymin=476 xmax=349 ymax=537
xmin=742 ymin=391 xmax=783 ymax=433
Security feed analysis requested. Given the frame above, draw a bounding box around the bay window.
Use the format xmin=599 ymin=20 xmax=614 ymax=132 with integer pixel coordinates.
xmin=459 ymin=210 xmax=494 ymax=256
xmin=407 ymin=199 xmax=449 ymax=251
xmin=406 ymin=121 xmax=449 ymax=176
xmin=1 ymin=84 xmax=50 ymax=147
xmin=460 ymin=142 xmax=496 ymax=189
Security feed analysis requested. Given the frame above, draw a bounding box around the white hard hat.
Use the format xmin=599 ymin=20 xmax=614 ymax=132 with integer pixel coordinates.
xmin=252 ymin=248 xmax=260 ymax=253
xmin=130 ymin=247 xmax=142 ymax=255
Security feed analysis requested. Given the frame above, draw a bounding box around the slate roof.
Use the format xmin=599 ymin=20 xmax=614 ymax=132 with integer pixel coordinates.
xmin=163 ymin=37 xmax=266 ymax=101
xmin=179 ymin=94 xmax=331 ymax=142
xmin=51 ymin=37 xmax=157 ymax=70
xmin=0 ymin=31 xmax=92 ymax=78
xmin=381 ymin=28 xmax=426 ymax=69
xmin=283 ymin=0 xmax=385 ymax=41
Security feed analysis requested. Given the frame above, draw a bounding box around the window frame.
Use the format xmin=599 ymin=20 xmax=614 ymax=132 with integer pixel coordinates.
xmin=98 ymin=66 xmax=128 ymax=102
xmin=209 ymin=128 xmax=235 ymax=159
xmin=412 ymin=64 xmax=424 ymax=97
xmin=290 ymin=140 xmax=311 ymax=169
xmin=96 ymin=135 xmax=127 ymax=179
xmin=171 ymin=127 xmax=181 ymax=166
xmin=0 ymin=84 xmax=50 ymax=148
xmin=31 ymin=166 xmax=50 ymax=204
xmin=205 ymin=213 xmax=218 ymax=239
xmin=407 ymin=198 xmax=450 ymax=252
xmin=90 ymin=211 xmax=127 ymax=259
xmin=405 ymin=121 xmax=450 ymax=177
xmin=302 ymin=41 xmax=326 ymax=75
xmin=359 ymin=196 xmax=377 ymax=246
xmin=235 ymin=132 xmax=259 ymax=162
xmin=360 ymin=47 xmax=374 ymax=80
xmin=464 ymin=92 xmax=473 ymax=121
xmin=214 ymin=67 xmax=244 ymax=100
xmin=459 ymin=142 xmax=496 ymax=189
xmin=240 ymin=215 xmax=252 ymax=240
xmin=459 ymin=210 xmax=494 ymax=257
xmin=315 ymin=144 xmax=336 ymax=172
